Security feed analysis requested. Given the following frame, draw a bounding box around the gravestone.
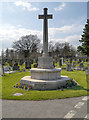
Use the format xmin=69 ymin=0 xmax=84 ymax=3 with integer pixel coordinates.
xmin=4 ymin=66 xmax=11 ymax=72
xmin=70 ymin=58 xmax=72 ymax=63
xmin=59 ymin=57 xmax=63 ymax=67
xmin=13 ymin=62 xmax=19 ymax=71
xmin=66 ymin=63 xmax=73 ymax=71
xmin=53 ymin=61 xmax=55 ymax=67
xmin=61 ymin=57 xmax=64 ymax=64
xmin=13 ymin=93 xmax=23 ymax=96
xmin=25 ymin=61 xmax=31 ymax=69
xmin=30 ymin=59 xmax=33 ymax=64
xmin=33 ymin=63 xmax=38 ymax=68
xmin=19 ymin=59 xmax=24 ymax=65
xmin=59 ymin=59 xmax=62 ymax=67
xmin=87 ymin=62 xmax=89 ymax=69
xmin=72 ymin=62 xmax=75 ymax=69
xmin=8 ymin=60 xmax=13 ymax=67
xmin=79 ymin=59 xmax=82 ymax=63
xmin=79 ymin=63 xmax=85 ymax=71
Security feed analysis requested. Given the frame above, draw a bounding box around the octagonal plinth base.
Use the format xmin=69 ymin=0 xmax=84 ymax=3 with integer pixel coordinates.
xmin=20 ymin=76 xmax=72 ymax=90
xmin=30 ymin=68 xmax=61 ymax=80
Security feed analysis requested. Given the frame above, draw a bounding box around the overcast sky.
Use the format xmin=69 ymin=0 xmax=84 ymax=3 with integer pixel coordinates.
xmin=0 ymin=1 xmax=87 ymax=54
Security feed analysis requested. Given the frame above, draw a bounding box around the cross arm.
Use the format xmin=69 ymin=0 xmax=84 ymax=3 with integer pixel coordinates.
xmin=47 ymin=14 xmax=53 ymax=19
xmin=38 ymin=15 xmax=44 ymax=19
xmin=38 ymin=14 xmax=53 ymax=19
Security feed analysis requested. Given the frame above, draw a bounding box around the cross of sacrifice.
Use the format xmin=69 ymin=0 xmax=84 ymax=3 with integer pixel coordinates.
xmin=38 ymin=8 xmax=53 ymax=57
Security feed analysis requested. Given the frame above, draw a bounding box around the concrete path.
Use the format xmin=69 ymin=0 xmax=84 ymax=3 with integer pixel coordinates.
xmin=2 ymin=96 xmax=89 ymax=119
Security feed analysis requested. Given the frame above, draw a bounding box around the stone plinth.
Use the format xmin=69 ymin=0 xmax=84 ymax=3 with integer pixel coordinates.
xmin=20 ymin=76 xmax=72 ymax=90
xmin=30 ymin=68 xmax=61 ymax=80
xmin=38 ymin=56 xmax=54 ymax=69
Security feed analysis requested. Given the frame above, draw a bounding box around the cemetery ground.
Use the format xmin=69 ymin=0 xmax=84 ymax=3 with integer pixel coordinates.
xmin=1 ymin=68 xmax=89 ymax=100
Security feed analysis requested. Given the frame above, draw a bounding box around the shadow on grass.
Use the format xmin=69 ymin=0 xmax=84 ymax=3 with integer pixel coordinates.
xmin=69 ymin=85 xmax=89 ymax=91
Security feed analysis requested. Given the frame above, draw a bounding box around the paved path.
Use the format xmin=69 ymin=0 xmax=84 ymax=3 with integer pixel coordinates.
xmin=2 ymin=96 xmax=89 ymax=119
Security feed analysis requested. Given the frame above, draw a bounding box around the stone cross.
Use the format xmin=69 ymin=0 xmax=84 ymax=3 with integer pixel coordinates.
xmin=38 ymin=8 xmax=53 ymax=57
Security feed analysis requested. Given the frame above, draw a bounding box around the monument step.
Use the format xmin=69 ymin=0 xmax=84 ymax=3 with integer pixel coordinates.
xmin=20 ymin=76 xmax=73 ymax=90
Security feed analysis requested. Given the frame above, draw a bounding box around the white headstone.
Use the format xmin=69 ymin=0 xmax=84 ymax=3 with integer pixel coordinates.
xmin=86 ymin=70 xmax=89 ymax=75
xmin=4 ymin=66 xmax=11 ymax=72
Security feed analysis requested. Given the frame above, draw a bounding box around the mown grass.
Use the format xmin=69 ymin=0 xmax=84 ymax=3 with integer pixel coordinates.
xmin=1 ymin=70 xmax=89 ymax=100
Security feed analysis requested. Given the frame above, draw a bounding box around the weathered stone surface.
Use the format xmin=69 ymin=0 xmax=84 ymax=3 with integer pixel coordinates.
xmin=66 ymin=64 xmax=73 ymax=71
xmin=38 ymin=56 xmax=54 ymax=69
xmin=30 ymin=68 xmax=61 ymax=80
xmin=20 ymin=76 xmax=72 ymax=90
xmin=39 ymin=8 xmax=52 ymax=57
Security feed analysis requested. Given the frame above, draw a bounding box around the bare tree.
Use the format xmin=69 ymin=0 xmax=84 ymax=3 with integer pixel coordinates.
xmin=12 ymin=35 xmax=41 ymax=59
xmin=62 ymin=42 xmax=76 ymax=59
xmin=48 ymin=41 xmax=55 ymax=57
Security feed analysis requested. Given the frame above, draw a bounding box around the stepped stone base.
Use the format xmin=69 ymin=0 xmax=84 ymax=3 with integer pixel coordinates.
xmin=20 ymin=67 xmax=72 ymax=90
xmin=20 ymin=76 xmax=72 ymax=90
xmin=30 ymin=68 xmax=61 ymax=80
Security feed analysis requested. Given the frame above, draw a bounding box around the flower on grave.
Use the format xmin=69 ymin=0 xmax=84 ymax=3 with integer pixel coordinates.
xmin=18 ymin=85 xmax=21 ymax=88
xmin=15 ymin=85 xmax=18 ymax=88
xmin=25 ymin=86 xmax=28 ymax=90
xmin=29 ymin=86 xmax=32 ymax=88
xmin=29 ymin=86 xmax=32 ymax=89
xmin=13 ymin=85 xmax=15 ymax=88
xmin=24 ymin=85 xmax=27 ymax=90
xmin=27 ymin=86 xmax=32 ymax=90
xmin=24 ymin=85 xmax=26 ymax=89
xmin=18 ymin=82 xmax=20 ymax=85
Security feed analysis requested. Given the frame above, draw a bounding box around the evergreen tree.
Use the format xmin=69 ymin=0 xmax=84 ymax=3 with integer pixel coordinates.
xmin=5 ymin=48 xmax=9 ymax=60
xmin=77 ymin=19 xmax=89 ymax=58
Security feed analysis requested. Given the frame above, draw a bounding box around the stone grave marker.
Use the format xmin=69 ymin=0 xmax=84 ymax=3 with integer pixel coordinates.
xmin=59 ymin=59 xmax=62 ymax=67
xmin=72 ymin=62 xmax=75 ymax=69
xmin=8 ymin=60 xmax=13 ymax=67
xmin=70 ymin=58 xmax=72 ymax=63
xmin=4 ymin=66 xmax=11 ymax=72
xmin=25 ymin=61 xmax=31 ymax=69
xmin=19 ymin=59 xmax=24 ymax=66
xmin=13 ymin=93 xmax=23 ymax=96
xmin=79 ymin=63 xmax=85 ymax=71
xmin=66 ymin=63 xmax=73 ymax=71
xmin=13 ymin=62 xmax=19 ymax=71
xmin=87 ymin=62 xmax=89 ymax=69
xmin=59 ymin=57 xmax=63 ymax=67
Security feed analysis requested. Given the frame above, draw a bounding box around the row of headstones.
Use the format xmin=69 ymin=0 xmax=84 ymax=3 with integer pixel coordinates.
xmin=4 ymin=62 xmax=20 ymax=72
xmin=2 ymin=59 xmax=89 ymax=72
xmin=66 ymin=62 xmax=89 ymax=71
xmin=4 ymin=61 xmax=38 ymax=72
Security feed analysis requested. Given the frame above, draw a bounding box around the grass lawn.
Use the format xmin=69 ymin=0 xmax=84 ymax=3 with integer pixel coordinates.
xmin=1 ymin=70 xmax=89 ymax=100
